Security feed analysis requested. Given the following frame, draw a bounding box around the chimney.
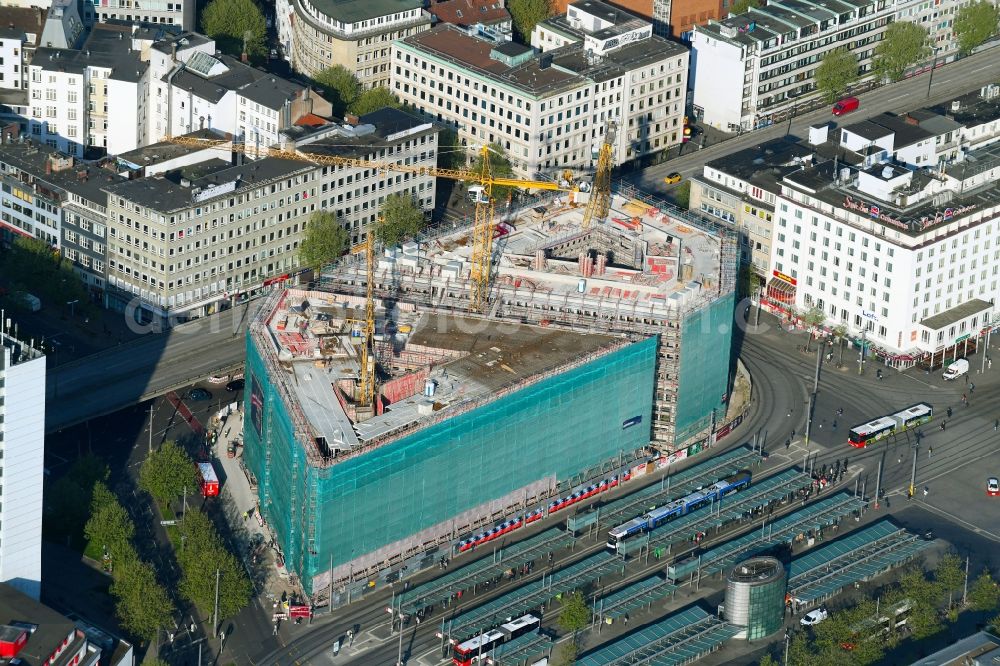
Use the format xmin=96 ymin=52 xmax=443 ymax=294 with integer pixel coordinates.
xmin=45 ymin=158 xmax=51 ymax=175
xmin=904 ymin=114 xmax=919 ymax=126
xmin=171 ymin=41 xmax=177 ymax=62
xmin=345 ymin=113 xmax=360 ymax=126
xmin=241 ymin=50 xmax=248 ymax=64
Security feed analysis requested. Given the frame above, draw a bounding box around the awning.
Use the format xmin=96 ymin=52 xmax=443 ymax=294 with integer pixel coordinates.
xmin=766 ymin=277 xmax=796 ymax=303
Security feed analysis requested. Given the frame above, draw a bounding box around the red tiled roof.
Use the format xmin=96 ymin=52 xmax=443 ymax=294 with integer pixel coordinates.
xmin=295 ymin=113 xmax=328 ymax=127
xmin=430 ymin=0 xmax=510 ymax=27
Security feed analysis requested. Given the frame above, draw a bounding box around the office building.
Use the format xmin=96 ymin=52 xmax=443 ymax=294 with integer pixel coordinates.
xmin=0 ymin=328 xmax=45 ymax=600
xmin=691 ymin=0 xmax=893 ymax=132
xmin=275 ymin=0 xmax=432 ymax=85
xmin=393 ymin=4 xmax=689 ymax=179
xmin=104 ymin=108 xmax=440 ymax=322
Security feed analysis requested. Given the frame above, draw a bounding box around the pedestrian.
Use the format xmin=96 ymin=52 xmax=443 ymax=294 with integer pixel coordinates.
xmin=225 ymin=428 xmax=231 ymax=437
xmin=923 ymin=486 xmax=929 ymax=497
xmin=832 ymin=420 xmax=837 ymax=431
xmin=624 ymin=614 xmax=629 ymax=626
xmin=989 ymin=358 xmax=993 ymax=370
xmin=898 ymin=455 xmax=902 ymax=465
xmin=962 ymin=393 xmax=967 ymax=404
xmin=970 ymin=383 xmax=975 ymax=393
xmin=994 ymin=419 xmax=998 ymax=432
xmin=243 ymin=511 xmax=249 ymax=521
xmin=928 ymin=446 xmax=933 ymax=459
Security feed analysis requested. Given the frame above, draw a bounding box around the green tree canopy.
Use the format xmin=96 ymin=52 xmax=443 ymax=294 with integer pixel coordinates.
xmin=313 ymin=65 xmax=361 ymax=118
xmin=44 ymin=455 xmax=109 ymax=548
xmin=873 ymin=22 xmax=931 ymax=82
xmin=110 ymin=558 xmax=175 ymax=641
xmin=954 ymin=0 xmax=1000 ymax=54
xmin=470 ymin=143 xmax=516 ymax=202
xmin=299 ymin=211 xmax=350 ymax=270
xmin=815 ymin=48 xmax=859 ymax=102
xmin=935 ymin=553 xmax=966 ymax=609
xmin=673 ymin=180 xmax=691 ymax=209
xmin=176 ymin=510 xmax=252 ymax=621
xmin=200 ymin=0 xmax=267 ymax=61
xmin=899 ymin=567 xmax=945 ymax=639
xmin=551 ymin=641 xmax=577 ymax=666
xmin=729 ymin=0 xmax=760 ymax=14
xmin=438 ymin=128 xmax=468 ymax=171
xmin=556 ymin=590 xmax=591 ymax=634
xmin=138 ymin=440 xmax=198 ymax=504
xmin=969 ymin=570 xmax=1000 ymax=612
xmin=508 ymin=0 xmax=552 ymax=42
xmin=84 ymin=482 xmax=136 ymax=566
xmin=349 ymin=87 xmax=402 ymax=116
xmin=376 ymin=194 xmax=425 ymax=247
xmin=758 ymin=653 xmax=779 ymax=666
xmin=0 ymin=237 xmax=91 ymax=317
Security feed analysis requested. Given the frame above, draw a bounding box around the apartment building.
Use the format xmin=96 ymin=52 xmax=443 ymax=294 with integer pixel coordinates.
xmin=0 ymin=329 xmax=45 ymax=601
xmin=92 ymin=0 xmax=195 ymax=30
xmin=276 ymin=0 xmax=432 ymax=85
xmin=427 ymin=0 xmax=512 ymax=34
xmin=103 ymin=108 xmax=440 ymax=322
xmin=0 ymin=7 xmax=44 ymax=92
xmin=393 ymin=11 xmax=688 ymax=179
xmin=0 ymin=142 xmax=122 ymax=295
xmin=27 ymin=23 xmax=149 ymax=157
xmin=691 ymin=0 xmax=894 ymax=132
xmin=892 ymin=0 xmax=965 ymax=64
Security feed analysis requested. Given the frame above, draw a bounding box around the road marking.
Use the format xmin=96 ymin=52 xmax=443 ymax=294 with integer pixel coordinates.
xmin=909 ymin=501 xmax=1000 ymax=543
xmin=971 ymin=65 xmax=994 ymax=73
xmin=886 ymin=94 xmax=909 ymax=103
xmin=897 ymin=372 xmax=938 ymax=390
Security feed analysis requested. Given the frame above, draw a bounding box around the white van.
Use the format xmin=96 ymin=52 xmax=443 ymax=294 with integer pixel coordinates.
xmin=943 ymin=358 xmax=969 ymax=380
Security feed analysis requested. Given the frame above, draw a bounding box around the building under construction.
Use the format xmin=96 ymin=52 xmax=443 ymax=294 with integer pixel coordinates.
xmin=243 ymin=185 xmax=738 ymax=597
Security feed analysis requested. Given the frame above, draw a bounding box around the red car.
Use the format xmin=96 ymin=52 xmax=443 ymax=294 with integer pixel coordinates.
xmin=988 ymin=477 xmax=999 ymax=496
xmin=832 ymin=97 xmax=860 ymax=116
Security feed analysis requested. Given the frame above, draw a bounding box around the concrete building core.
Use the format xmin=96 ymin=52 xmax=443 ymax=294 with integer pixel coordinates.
xmin=245 ymin=189 xmax=738 ymax=597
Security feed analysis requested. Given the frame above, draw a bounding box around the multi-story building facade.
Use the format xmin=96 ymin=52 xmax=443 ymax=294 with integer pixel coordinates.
xmin=691 ymin=0 xmax=894 ymax=132
xmin=0 ymin=329 xmax=45 ymax=600
xmin=393 ymin=8 xmax=689 ymax=179
xmin=92 ymin=0 xmax=195 ymax=30
xmin=103 ymin=108 xmax=440 ymax=322
xmin=276 ymin=0 xmax=432 ymax=85
xmin=27 ymin=23 xmax=149 ymax=157
xmin=0 ymin=144 xmax=122 ymax=296
xmin=0 ymin=7 xmax=44 ymax=92
xmin=767 ymin=94 xmax=1000 ymax=366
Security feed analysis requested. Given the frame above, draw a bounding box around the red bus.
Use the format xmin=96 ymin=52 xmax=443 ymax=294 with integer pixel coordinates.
xmin=197 ymin=462 xmax=219 ymax=497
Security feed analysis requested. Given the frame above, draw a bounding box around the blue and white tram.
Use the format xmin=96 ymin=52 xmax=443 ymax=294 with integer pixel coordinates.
xmin=606 ymin=470 xmax=751 ymax=552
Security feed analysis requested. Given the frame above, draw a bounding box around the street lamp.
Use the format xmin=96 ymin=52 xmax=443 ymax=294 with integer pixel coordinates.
xmin=66 ymin=299 xmax=79 ymax=318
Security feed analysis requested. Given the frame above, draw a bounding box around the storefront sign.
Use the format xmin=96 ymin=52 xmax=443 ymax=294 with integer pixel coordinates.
xmin=772 ymin=270 xmax=797 ymax=286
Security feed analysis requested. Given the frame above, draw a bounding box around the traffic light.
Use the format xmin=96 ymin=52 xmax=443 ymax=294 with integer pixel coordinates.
xmin=682 ymin=116 xmax=692 ymax=143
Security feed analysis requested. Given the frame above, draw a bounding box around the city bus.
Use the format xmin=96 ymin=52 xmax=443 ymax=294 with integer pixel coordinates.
xmin=841 ymin=598 xmax=912 ymax=650
xmin=848 ymin=403 xmax=932 ymax=448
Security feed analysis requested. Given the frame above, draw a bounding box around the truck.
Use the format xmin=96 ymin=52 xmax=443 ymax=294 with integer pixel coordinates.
xmin=942 ymin=358 xmax=969 ymax=380
xmin=197 ymin=462 xmax=220 ymax=497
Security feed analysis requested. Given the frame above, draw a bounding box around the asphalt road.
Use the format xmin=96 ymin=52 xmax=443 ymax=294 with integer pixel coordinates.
xmin=629 ymin=48 xmax=1000 ymax=191
xmin=45 ymin=300 xmax=258 ymax=433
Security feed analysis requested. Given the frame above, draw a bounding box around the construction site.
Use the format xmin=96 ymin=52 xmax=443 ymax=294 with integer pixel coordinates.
xmin=242 ymin=181 xmax=739 ymax=600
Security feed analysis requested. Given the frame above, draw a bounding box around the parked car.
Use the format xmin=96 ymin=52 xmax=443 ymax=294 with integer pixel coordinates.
xmin=988 ymin=477 xmax=1000 ymax=496
xmin=801 ymin=607 xmax=829 ymax=626
xmin=226 ymin=378 xmax=245 ymax=392
xmin=663 ymin=172 xmax=683 ymax=184
xmin=188 ymin=388 xmax=213 ymax=401
xmin=832 ymin=97 xmax=860 ymax=116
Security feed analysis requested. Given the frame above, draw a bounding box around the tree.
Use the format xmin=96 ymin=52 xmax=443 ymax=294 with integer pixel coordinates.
xmin=138 ymin=440 xmax=198 ymax=504
xmin=376 ymin=194 xmax=425 ymax=247
xmin=757 ymin=652 xmax=780 ymax=666
xmin=313 ymin=65 xmax=360 ymax=117
xmin=110 ymin=558 xmax=175 ymax=641
xmin=785 ymin=632 xmax=814 ymax=666
xmin=873 ymin=23 xmax=930 ymax=82
xmin=438 ymin=128 xmax=468 ymax=171
xmin=84 ymin=483 xmax=136 ymax=567
xmin=834 ymin=325 xmax=849 ymax=366
xmin=815 ymin=48 xmax=859 ymax=102
xmin=45 ymin=455 xmax=109 ymax=548
xmin=899 ymin=567 xmax=945 ymax=639
xmin=674 ymin=181 xmax=692 ymax=209
xmin=969 ymin=570 xmax=1000 ymax=612
xmin=508 ymin=0 xmax=552 ymax=42
xmin=200 ymin=0 xmax=267 ymax=62
xmin=471 ymin=143 xmax=516 ymax=202
xmin=176 ymin=510 xmax=252 ymax=621
xmin=803 ymin=306 xmax=826 ymax=351
xmin=556 ymin=590 xmax=591 ymax=635
xmin=551 ymin=641 xmax=577 ymax=666
xmin=954 ymin=0 xmax=1000 ymax=54
xmin=349 ymin=87 xmax=402 ymax=116
xmin=299 ymin=211 xmax=350 ymax=270
xmin=729 ymin=0 xmax=760 ymax=14
xmin=935 ymin=553 xmax=966 ymax=609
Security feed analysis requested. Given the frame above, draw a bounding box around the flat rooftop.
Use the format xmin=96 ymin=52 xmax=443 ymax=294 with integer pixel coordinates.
xmin=254 ymin=289 xmax=619 ymax=457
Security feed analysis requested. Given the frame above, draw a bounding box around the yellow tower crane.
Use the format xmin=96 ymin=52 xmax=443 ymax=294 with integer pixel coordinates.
xmin=581 ymin=119 xmax=617 ymax=229
xmin=344 ymin=232 xmax=376 ymax=407
xmin=164 ymin=136 xmax=573 ymax=313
